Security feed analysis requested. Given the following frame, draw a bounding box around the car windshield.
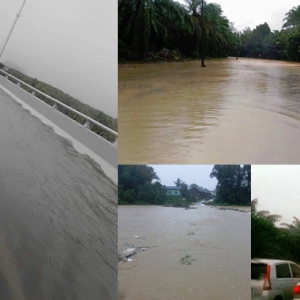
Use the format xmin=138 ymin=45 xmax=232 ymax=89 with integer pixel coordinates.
xmin=252 ymin=263 xmax=266 ymax=280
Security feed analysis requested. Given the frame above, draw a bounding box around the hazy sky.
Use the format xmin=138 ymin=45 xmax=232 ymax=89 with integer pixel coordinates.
xmin=149 ymin=165 xmax=218 ymax=190
xmin=0 ymin=0 xmax=117 ymax=117
xmin=252 ymin=165 xmax=300 ymax=226
xmin=178 ymin=0 xmax=300 ymax=31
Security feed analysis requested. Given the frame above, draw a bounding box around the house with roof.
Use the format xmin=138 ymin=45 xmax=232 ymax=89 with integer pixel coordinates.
xmin=165 ymin=186 xmax=181 ymax=196
xmin=189 ymin=186 xmax=212 ymax=199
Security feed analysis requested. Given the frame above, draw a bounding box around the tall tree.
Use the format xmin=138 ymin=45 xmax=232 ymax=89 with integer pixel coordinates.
xmin=251 ymin=199 xmax=282 ymax=258
xmin=118 ymin=165 xmax=167 ymax=204
xmin=283 ymin=5 xmax=300 ymax=28
xmin=119 ymin=0 xmax=187 ymax=59
xmin=210 ymin=165 xmax=251 ymax=205
xmin=173 ymin=178 xmax=184 ymax=187
xmin=119 ymin=165 xmax=160 ymax=191
xmin=281 ymin=217 xmax=300 ymax=233
xmin=204 ymin=3 xmax=236 ymax=58
xmin=251 ymin=199 xmax=300 ymax=261
xmin=184 ymin=0 xmax=206 ymax=65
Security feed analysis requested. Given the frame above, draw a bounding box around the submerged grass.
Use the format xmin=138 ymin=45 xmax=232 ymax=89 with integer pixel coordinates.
xmin=180 ymin=254 xmax=197 ymax=265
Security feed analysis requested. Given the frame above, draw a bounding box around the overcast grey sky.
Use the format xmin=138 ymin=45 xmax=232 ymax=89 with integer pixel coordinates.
xmin=178 ymin=0 xmax=300 ymax=31
xmin=0 ymin=0 xmax=117 ymax=117
xmin=252 ymin=165 xmax=300 ymax=226
xmin=149 ymin=165 xmax=218 ymax=190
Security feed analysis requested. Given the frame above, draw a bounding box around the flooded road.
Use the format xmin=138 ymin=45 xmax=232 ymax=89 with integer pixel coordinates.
xmin=119 ymin=58 xmax=300 ymax=163
xmin=0 ymin=89 xmax=117 ymax=300
xmin=118 ymin=204 xmax=250 ymax=300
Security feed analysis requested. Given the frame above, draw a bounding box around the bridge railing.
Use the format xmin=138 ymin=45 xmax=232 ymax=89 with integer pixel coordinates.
xmin=0 ymin=68 xmax=118 ymax=141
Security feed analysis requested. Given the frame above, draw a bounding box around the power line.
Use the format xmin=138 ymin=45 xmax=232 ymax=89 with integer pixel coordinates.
xmin=0 ymin=0 xmax=28 ymax=60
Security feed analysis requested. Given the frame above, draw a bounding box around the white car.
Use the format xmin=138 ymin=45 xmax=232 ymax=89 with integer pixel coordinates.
xmin=251 ymin=258 xmax=300 ymax=300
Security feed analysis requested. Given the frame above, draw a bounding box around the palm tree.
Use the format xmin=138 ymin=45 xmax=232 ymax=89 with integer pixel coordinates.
xmin=204 ymin=3 xmax=237 ymax=58
xmin=281 ymin=217 xmax=300 ymax=233
xmin=119 ymin=0 xmax=187 ymax=59
xmin=283 ymin=5 xmax=300 ymax=29
xmin=184 ymin=0 xmax=206 ymax=65
xmin=251 ymin=199 xmax=282 ymax=224
xmin=183 ymin=1 xmax=237 ymax=62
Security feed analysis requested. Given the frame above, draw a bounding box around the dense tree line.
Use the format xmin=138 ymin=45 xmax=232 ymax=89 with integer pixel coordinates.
xmin=120 ymin=1 xmax=300 ymax=64
xmin=0 ymin=64 xmax=117 ymax=143
xmin=119 ymin=165 xmax=250 ymax=206
xmin=119 ymin=0 xmax=238 ymax=61
xmin=252 ymin=199 xmax=300 ymax=263
xmin=119 ymin=166 xmax=208 ymax=205
xmin=239 ymin=5 xmax=300 ymax=61
xmin=118 ymin=165 xmax=168 ymax=205
xmin=210 ymin=165 xmax=251 ymax=205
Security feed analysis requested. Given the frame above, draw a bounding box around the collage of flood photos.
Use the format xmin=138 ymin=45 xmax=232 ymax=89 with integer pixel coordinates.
xmin=1 ymin=1 xmax=300 ymax=300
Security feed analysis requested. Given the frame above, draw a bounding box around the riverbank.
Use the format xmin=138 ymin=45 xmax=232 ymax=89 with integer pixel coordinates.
xmin=201 ymin=202 xmax=251 ymax=213
xmin=208 ymin=205 xmax=251 ymax=213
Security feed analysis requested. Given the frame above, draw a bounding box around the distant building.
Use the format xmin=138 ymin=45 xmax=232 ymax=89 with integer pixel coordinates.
xmin=165 ymin=186 xmax=181 ymax=196
xmin=189 ymin=186 xmax=212 ymax=199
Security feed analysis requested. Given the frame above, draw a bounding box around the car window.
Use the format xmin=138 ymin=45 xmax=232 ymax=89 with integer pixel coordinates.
xmin=290 ymin=263 xmax=300 ymax=278
xmin=276 ymin=263 xmax=291 ymax=278
xmin=251 ymin=263 xmax=266 ymax=280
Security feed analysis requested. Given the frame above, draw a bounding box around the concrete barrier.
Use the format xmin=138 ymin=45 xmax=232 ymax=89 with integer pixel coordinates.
xmin=0 ymin=75 xmax=117 ymax=171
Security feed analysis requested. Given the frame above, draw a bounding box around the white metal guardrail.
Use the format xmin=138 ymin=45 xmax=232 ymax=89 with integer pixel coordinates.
xmin=0 ymin=68 xmax=118 ymax=139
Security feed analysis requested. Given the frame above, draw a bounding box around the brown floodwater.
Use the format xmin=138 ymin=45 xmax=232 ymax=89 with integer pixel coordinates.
xmin=118 ymin=204 xmax=251 ymax=300
xmin=119 ymin=58 xmax=300 ymax=163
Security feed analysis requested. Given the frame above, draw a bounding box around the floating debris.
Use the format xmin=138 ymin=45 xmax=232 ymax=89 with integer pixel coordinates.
xmin=118 ymin=248 xmax=137 ymax=261
xmin=118 ymin=245 xmax=157 ymax=262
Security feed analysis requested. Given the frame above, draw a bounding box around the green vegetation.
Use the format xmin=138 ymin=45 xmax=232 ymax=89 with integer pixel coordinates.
xmin=252 ymin=199 xmax=300 ymax=263
xmin=0 ymin=63 xmax=117 ymax=143
xmin=180 ymin=254 xmax=196 ymax=265
xmin=119 ymin=0 xmax=238 ymax=61
xmin=210 ymin=165 xmax=251 ymax=206
xmin=118 ymin=165 xmax=168 ymax=205
xmin=119 ymin=1 xmax=300 ymax=63
xmin=118 ymin=165 xmax=200 ymax=206
xmin=164 ymin=195 xmax=193 ymax=207
xmin=119 ymin=165 xmax=250 ymax=206
xmin=237 ymin=6 xmax=300 ymax=61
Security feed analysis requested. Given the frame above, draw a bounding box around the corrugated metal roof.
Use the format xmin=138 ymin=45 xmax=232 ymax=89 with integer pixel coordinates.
xmin=165 ymin=186 xmax=181 ymax=190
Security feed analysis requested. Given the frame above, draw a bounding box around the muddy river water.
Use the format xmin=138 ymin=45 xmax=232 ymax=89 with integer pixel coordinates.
xmin=119 ymin=58 xmax=300 ymax=164
xmin=118 ymin=204 xmax=250 ymax=300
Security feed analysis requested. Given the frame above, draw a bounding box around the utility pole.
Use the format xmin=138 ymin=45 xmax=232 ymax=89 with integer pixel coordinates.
xmin=0 ymin=0 xmax=28 ymax=60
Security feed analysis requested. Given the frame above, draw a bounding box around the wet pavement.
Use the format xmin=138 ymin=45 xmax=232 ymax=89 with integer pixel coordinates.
xmin=0 ymin=89 xmax=117 ymax=300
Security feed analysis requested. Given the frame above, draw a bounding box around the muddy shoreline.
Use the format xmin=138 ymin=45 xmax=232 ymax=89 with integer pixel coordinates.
xmin=205 ymin=205 xmax=251 ymax=213
xmin=164 ymin=203 xmax=251 ymax=213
